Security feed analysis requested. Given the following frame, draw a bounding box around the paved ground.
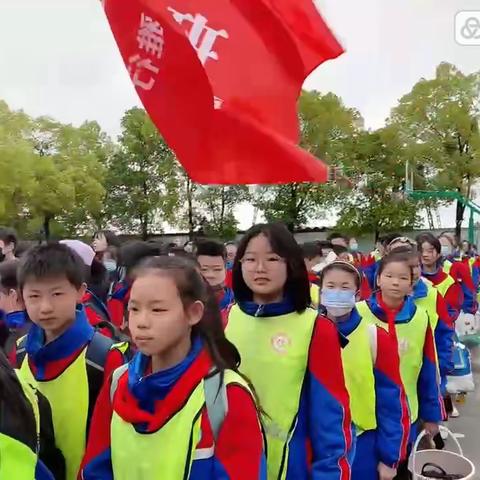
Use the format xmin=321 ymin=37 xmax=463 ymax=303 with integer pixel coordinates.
xmin=444 ymin=344 xmax=480 ymax=475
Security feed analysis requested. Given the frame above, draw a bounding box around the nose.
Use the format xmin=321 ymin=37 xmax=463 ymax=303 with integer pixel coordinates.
xmin=39 ymin=296 xmax=54 ymax=314
xmin=254 ymin=259 xmax=267 ymax=273
xmin=131 ymin=309 xmax=150 ymax=330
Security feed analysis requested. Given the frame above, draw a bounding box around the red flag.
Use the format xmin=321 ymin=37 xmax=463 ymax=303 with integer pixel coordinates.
xmin=103 ymin=0 xmax=343 ymax=184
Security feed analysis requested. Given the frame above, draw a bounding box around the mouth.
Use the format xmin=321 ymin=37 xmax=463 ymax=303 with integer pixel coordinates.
xmin=135 ymin=336 xmax=154 ymax=342
xmin=254 ymin=278 xmax=270 ymax=284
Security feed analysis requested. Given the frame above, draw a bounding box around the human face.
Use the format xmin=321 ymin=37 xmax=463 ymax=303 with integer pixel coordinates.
xmin=377 ymin=262 xmax=412 ymax=302
xmin=241 ymin=234 xmax=287 ymax=304
xmin=461 ymin=241 xmax=470 ymax=253
xmin=128 ymin=273 xmax=203 ymax=367
xmin=0 ymin=240 xmax=14 ymax=262
xmin=420 ymin=242 xmax=440 ymax=268
xmin=226 ymin=244 xmax=237 ymax=263
xmin=322 ymin=268 xmax=358 ymax=292
xmin=22 ymin=276 xmax=86 ymax=342
xmin=92 ymin=233 xmax=108 ymax=253
xmin=197 ymin=255 xmax=226 ymax=288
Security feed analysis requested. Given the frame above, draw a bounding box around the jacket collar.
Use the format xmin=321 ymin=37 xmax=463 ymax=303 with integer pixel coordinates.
xmin=412 ymin=279 xmax=428 ymax=300
xmin=367 ymin=293 xmax=417 ymax=324
xmin=237 ymin=296 xmax=296 ymax=317
xmin=335 ymin=308 xmax=362 ymax=338
xmin=25 ymin=306 xmax=94 ymax=364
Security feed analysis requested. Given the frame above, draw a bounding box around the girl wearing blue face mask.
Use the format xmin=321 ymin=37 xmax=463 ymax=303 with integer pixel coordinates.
xmin=320 ymin=261 xmax=410 ymax=480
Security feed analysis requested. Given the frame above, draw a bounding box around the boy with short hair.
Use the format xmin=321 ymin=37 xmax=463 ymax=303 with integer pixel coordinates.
xmin=196 ymin=240 xmax=234 ymax=313
xmin=0 ymin=227 xmax=17 ymax=263
xmin=16 ymin=243 xmax=125 ymax=480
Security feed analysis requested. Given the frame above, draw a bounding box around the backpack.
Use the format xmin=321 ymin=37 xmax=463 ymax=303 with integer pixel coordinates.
xmin=110 ymin=366 xmax=228 ymax=441
xmin=17 ymin=332 xmax=118 ymax=436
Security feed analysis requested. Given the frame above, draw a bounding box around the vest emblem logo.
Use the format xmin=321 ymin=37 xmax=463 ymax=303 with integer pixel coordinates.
xmin=271 ymin=333 xmax=291 ymax=354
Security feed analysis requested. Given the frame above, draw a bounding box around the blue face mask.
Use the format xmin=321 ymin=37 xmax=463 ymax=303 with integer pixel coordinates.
xmin=321 ymin=289 xmax=356 ymax=317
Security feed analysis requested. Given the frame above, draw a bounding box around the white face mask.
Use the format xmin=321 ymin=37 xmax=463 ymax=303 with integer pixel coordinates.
xmin=440 ymin=245 xmax=452 ymax=257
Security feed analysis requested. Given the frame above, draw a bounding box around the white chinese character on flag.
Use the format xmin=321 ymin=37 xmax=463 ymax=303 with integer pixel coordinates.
xmin=128 ymin=54 xmax=160 ymax=91
xmin=137 ymin=12 xmax=165 ymax=59
xmin=167 ymin=7 xmax=229 ymax=65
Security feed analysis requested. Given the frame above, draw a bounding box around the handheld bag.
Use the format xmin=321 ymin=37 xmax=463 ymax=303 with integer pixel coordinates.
xmin=446 ymin=341 xmax=475 ymax=394
xmin=409 ymin=427 xmax=475 ymax=480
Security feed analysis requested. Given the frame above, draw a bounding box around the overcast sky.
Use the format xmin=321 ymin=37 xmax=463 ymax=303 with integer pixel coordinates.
xmin=1 ymin=0 xmax=479 ymax=231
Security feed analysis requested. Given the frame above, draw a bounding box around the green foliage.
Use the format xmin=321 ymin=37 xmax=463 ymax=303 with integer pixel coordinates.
xmin=389 ymin=63 xmax=480 ymax=236
xmin=102 ymin=108 xmax=179 ymax=239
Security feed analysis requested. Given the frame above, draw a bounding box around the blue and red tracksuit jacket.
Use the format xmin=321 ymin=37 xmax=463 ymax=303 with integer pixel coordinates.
xmin=236 ymin=299 xmax=354 ymax=480
xmin=335 ymin=309 xmax=410 ymax=469
xmin=412 ymin=280 xmax=455 ymax=393
xmin=362 ymin=254 xmax=380 ymax=292
xmin=366 ymin=294 xmax=445 ymax=438
xmin=442 ymin=257 xmax=477 ymax=314
xmin=80 ymin=338 xmax=266 ymax=480
xmin=21 ymin=307 xmax=124 ymax=390
xmin=107 ymin=282 xmax=130 ymax=328
xmin=422 ymin=266 xmax=462 ymax=323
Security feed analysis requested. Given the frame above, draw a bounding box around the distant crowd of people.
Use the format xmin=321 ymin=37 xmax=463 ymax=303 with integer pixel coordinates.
xmin=0 ymin=224 xmax=476 ymax=479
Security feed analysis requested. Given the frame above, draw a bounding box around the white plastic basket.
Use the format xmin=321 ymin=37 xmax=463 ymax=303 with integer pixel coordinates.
xmin=409 ymin=427 xmax=475 ymax=479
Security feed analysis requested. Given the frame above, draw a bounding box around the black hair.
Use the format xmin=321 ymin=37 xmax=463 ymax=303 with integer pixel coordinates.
xmin=89 ymin=258 xmax=110 ymax=302
xmin=120 ymin=241 xmax=161 ymax=275
xmin=377 ymin=251 xmax=414 ymax=281
xmin=416 ymin=233 xmax=441 ymax=255
xmin=18 ymin=243 xmax=85 ymax=291
xmin=381 ymin=233 xmax=403 ymax=248
xmin=301 ymin=242 xmax=322 ymax=260
xmin=320 ymin=261 xmax=361 ymax=289
xmin=225 ymin=241 xmax=237 ymax=247
xmin=0 ymin=260 xmax=19 ymax=293
xmin=232 ymin=223 xmax=311 ymax=313
xmin=133 ymin=256 xmax=241 ymax=375
xmin=388 ymin=244 xmax=418 ymax=256
xmin=327 ymin=232 xmax=349 ymax=243
xmin=0 ymin=348 xmax=36 ymax=435
xmin=93 ymin=230 xmax=121 ymax=248
xmin=196 ymin=240 xmax=227 ymax=260
xmin=332 ymin=245 xmax=349 ymax=256
xmin=0 ymin=227 xmax=17 ymax=251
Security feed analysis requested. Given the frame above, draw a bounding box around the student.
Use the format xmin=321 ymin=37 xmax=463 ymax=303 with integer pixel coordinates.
xmin=81 ymin=256 xmax=266 ymax=480
xmin=196 ymin=240 xmax=234 ymax=316
xmin=356 ymin=252 xmax=443 ymax=448
xmin=328 ymin=232 xmax=349 ymax=248
xmin=418 ymin=234 xmax=462 ymax=322
xmin=0 ymin=259 xmax=30 ymax=364
xmin=0 ymin=347 xmax=65 ymax=480
xmin=393 ymin=247 xmax=455 ymax=396
xmin=225 ymin=241 xmax=237 ymax=289
xmin=226 ymin=223 xmax=354 ymax=480
xmin=15 ymin=243 xmax=126 ymax=480
xmin=319 ymin=261 xmax=409 ymax=480
xmin=301 ymin=242 xmax=323 ymax=308
xmin=108 ymin=241 xmax=160 ymax=329
xmin=0 ymin=226 xmax=17 ymax=263
xmin=437 ymin=233 xmax=477 ymax=318
xmin=92 ymin=230 xmax=121 ymax=262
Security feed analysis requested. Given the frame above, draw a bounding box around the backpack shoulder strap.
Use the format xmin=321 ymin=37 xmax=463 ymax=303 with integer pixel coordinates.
xmin=16 ymin=335 xmax=27 ymax=367
xmin=204 ymin=370 xmax=228 ymax=442
xmin=85 ymin=332 xmax=114 ymax=438
xmin=110 ymin=364 xmax=129 ymax=402
xmin=86 ymin=331 xmax=114 ymax=371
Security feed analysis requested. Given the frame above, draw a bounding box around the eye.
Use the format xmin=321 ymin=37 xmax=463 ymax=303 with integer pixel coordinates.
xmin=53 ymin=292 xmax=63 ymax=297
xmin=267 ymin=256 xmax=280 ymax=262
xmin=128 ymin=305 xmax=138 ymax=312
xmin=152 ymin=308 xmax=166 ymax=313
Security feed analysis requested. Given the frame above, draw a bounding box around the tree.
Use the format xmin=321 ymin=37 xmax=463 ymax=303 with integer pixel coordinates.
xmin=390 ymin=63 xmax=480 ymax=239
xmin=255 ymin=91 xmax=362 ymax=230
xmin=335 ymin=127 xmax=422 ymax=239
xmin=196 ymin=185 xmax=250 ymax=239
xmin=103 ymin=108 xmax=178 ymax=239
xmin=27 ymin=117 xmax=107 ymax=239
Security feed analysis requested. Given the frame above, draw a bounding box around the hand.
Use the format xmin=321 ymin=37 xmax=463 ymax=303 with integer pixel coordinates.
xmin=378 ymin=462 xmax=397 ymax=480
xmin=424 ymin=422 xmax=440 ymax=437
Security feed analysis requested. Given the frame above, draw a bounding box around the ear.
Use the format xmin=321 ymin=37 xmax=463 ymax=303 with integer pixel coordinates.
xmin=76 ymin=283 xmax=88 ymax=303
xmin=8 ymin=288 xmax=19 ymax=305
xmin=186 ymin=300 xmax=204 ymax=327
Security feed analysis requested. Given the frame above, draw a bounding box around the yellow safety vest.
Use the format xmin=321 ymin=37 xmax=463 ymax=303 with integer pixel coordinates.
xmin=0 ymin=373 xmax=41 ymax=479
xmin=415 ymin=279 xmax=439 ymax=330
xmin=110 ymin=369 xmax=253 ymax=480
xmin=434 ymin=274 xmax=455 ymax=299
xmin=19 ymin=349 xmax=89 ymax=480
xmin=356 ymin=301 xmax=429 ymax=423
xmin=310 ymin=284 xmax=320 ymax=308
xmin=341 ymin=318 xmax=376 ymax=434
xmin=226 ymin=305 xmax=317 ymax=480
